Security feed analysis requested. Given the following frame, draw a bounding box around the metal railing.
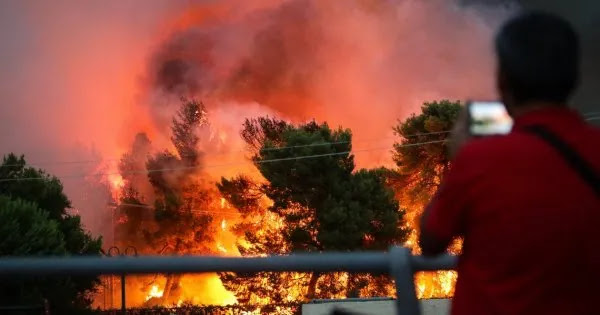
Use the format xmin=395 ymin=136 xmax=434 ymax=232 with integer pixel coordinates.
xmin=0 ymin=246 xmax=457 ymax=315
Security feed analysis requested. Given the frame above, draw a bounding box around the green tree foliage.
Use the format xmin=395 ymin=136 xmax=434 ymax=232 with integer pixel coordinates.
xmin=390 ymin=100 xmax=461 ymax=205
xmin=248 ymin=118 xmax=406 ymax=252
xmin=0 ymin=196 xmax=66 ymax=255
xmin=389 ymin=100 xmax=464 ymax=268
xmin=0 ymin=196 xmax=67 ymax=311
xmin=0 ymin=155 xmax=70 ymax=222
xmin=219 ymin=117 xmax=408 ymax=301
xmin=0 ymin=153 xmax=102 ymax=312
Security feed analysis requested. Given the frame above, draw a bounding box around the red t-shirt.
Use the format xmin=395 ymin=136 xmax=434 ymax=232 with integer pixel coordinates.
xmin=426 ymin=107 xmax=600 ymax=315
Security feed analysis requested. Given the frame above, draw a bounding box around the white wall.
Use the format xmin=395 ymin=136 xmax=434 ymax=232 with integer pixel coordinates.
xmin=302 ymin=298 xmax=451 ymax=315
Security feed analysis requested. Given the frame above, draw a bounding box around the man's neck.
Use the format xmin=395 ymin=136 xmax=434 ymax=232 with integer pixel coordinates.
xmin=509 ymin=101 xmax=567 ymax=119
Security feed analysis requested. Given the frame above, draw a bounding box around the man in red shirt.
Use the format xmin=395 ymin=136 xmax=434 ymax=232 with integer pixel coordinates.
xmin=420 ymin=12 xmax=600 ymax=315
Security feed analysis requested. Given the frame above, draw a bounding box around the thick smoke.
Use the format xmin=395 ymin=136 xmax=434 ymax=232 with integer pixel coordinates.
xmin=0 ymin=1 xmax=188 ymax=236
xmin=0 ymin=0 xmax=512 ymax=235
xmin=143 ymin=0 xmax=513 ymax=168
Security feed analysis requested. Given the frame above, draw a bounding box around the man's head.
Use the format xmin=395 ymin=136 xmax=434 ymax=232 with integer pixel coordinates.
xmin=495 ymin=11 xmax=580 ymax=114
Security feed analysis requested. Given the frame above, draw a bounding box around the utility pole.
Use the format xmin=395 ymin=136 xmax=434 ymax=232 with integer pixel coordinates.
xmin=106 ymin=203 xmax=118 ymax=310
xmin=106 ymin=246 xmax=138 ymax=315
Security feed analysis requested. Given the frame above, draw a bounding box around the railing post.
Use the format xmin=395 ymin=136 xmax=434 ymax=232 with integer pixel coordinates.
xmin=390 ymin=246 xmax=420 ymax=315
xmin=121 ymin=274 xmax=126 ymax=315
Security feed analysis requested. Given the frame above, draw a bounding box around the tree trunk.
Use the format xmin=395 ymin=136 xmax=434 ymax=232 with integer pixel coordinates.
xmin=162 ymin=274 xmax=182 ymax=304
xmin=161 ymin=239 xmax=182 ymax=304
xmin=306 ymin=272 xmax=321 ymax=300
xmin=346 ymin=273 xmax=359 ymax=298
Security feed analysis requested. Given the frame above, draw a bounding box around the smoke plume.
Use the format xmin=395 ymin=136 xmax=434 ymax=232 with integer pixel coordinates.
xmin=0 ymin=0 xmax=513 ymax=234
xmin=143 ymin=0 xmax=513 ymax=168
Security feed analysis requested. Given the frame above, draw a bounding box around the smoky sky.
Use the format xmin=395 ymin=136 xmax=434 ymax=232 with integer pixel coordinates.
xmin=0 ymin=0 xmax=513 ymax=234
xmin=0 ymin=0 xmax=191 ymax=234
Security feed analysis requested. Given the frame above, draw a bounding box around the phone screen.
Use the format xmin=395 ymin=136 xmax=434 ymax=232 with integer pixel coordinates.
xmin=468 ymin=101 xmax=513 ymax=136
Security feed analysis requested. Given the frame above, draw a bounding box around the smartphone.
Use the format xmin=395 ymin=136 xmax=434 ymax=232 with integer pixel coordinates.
xmin=467 ymin=101 xmax=513 ymax=136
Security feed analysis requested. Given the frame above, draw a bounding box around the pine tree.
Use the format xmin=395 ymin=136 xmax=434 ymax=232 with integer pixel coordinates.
xmin=116 ymin=98 xmax=216 ymax=304
xmin=219 ymin=117 xmax=408 ymax=301
xmin=390 ymin=100 xmax=461 ymax=205
xmin=389 ymin=100 xmax=462 ymax=298
xmin=171 ymin=97 xmax=207 ymax=167
xmin=143 ymin=98 xmax=214 ymax=304
xmin=0 ymin=154 xmax=102 ymax=312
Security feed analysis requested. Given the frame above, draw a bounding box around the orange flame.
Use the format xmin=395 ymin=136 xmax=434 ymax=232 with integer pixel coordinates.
xmin=216 ymin=241 xmax=228 ymax=254
xmin=107 ymin=173 xmax=125 ymax=199
xmin=145 ymin=284 xmax=164 ymax=302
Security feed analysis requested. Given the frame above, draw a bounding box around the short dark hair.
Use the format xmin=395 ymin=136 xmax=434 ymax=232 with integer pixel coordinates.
xmin=495 ymin=11 xmax=580 ymax=104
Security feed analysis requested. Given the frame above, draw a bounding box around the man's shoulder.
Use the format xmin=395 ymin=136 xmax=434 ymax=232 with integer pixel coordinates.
xmin=456 ymin=124 xmax=600 ymax=166
xmin=456 ymin=133 xmax=528 ymax=161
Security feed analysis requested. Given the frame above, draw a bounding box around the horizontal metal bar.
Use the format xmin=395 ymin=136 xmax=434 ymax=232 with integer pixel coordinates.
xmin=410 ymin=254 xmax=458 ymax=271
xmin=0 ymin=252 xmax=389 ymax=276
xmin=0 ymin=251 xmax=457 ymax=277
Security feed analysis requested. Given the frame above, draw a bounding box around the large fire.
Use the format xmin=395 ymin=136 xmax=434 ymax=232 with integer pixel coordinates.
xmin=145 ymin=284 xmax=164 ymax=302
xmin=85 ymin=0 xmax=507 ymax=311
xmin=107 ymin=174 xmax=125 ymax=200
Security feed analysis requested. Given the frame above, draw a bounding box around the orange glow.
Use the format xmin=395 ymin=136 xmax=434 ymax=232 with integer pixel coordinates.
xmin=402 ymin=200 xmax=460 ymax=299
xmin=145 ymin=284 xmax=164 ymax=302
xmin=179 ymin=274 xmax=238 ymax=306
xmin=107 ymin=173 xmax=125 ymax=199
xmin=80 ymin=0 xmax=501 ymax=309
xmin=216 ymin=241 xmax=227 ymax=253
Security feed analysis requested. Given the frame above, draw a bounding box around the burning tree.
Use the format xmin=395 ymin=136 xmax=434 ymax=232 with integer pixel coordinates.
xmin=390 ymin=100 xmax=461 ymax=205
xmin=389 ymin=100 xmax=462 ymax=297
xmin=116 ymin=98 xmax=218 ymax=305
xmin=218 ymin=117 xmax=409 ymax=302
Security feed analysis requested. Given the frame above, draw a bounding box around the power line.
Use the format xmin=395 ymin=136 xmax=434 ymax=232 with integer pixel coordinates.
xmin=0 ymin=138 xmax=373 ymax=169
xmin=4 ymin=110 xmax=594 ymax=170
xmin=1 ymin=139 xmax=376 ymax=168
xmin=2 ymin=137 xmax=395 ymax=168
xmin=0 ymin=146 xmax=389 ymax=182
xmin=0 ymin=130 xmax=444 ymax=168
xmin=0 ymin=130 xmax=451 ymax=168
xmin=3 ymin=111 xmax=598 ymax=169
xmin=112 ymin=203 xmax=241 ymax=216
xmin=0 ymin=140 xmax=446 ymax=182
